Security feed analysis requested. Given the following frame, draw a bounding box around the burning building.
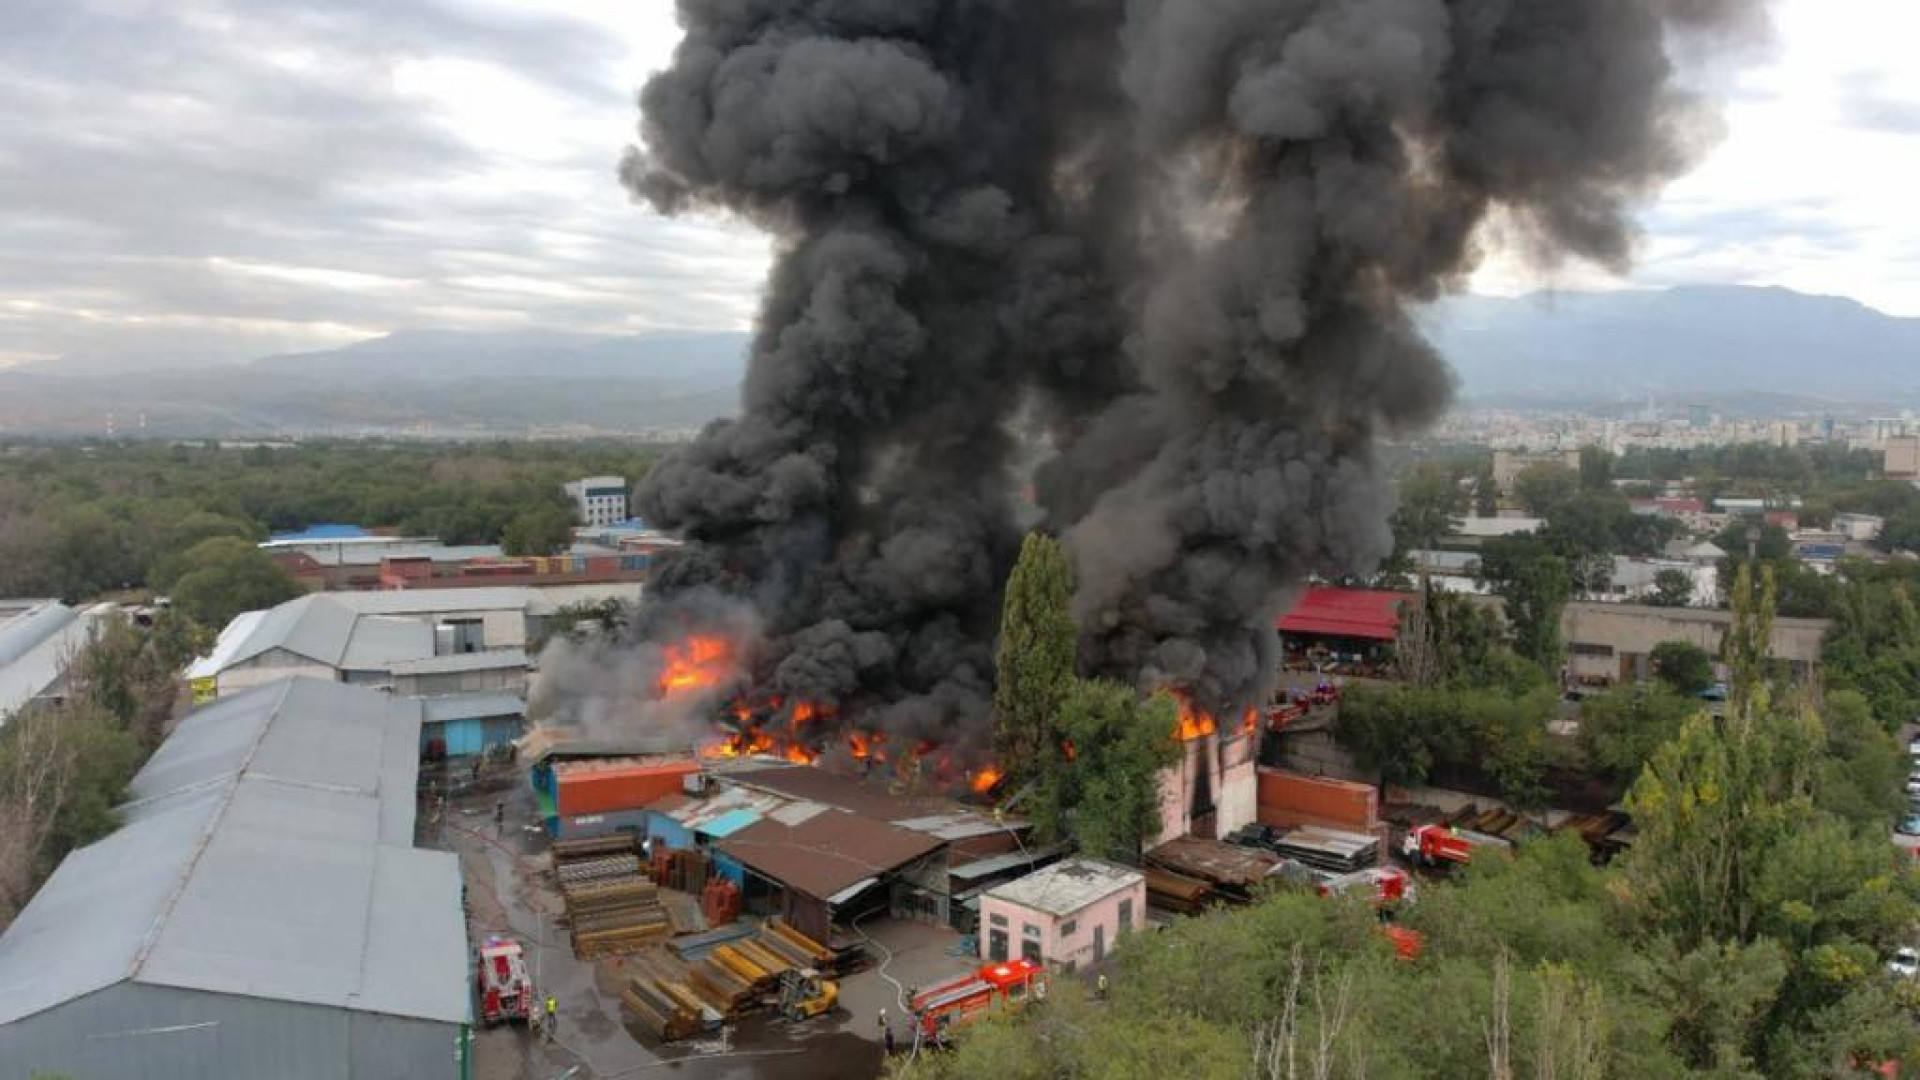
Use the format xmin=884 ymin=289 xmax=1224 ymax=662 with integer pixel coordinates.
xmin=581 ymin=3 xmax=1761 ymax=801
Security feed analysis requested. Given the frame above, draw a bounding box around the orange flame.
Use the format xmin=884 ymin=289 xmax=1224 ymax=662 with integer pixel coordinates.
xmin=1174 ymin=693 xmax=1217 ymax=742
xmin=658 ymin=636 xmax=734 ymax=697
xmin=970 ymin=767 xmax=1003 ymax=795
xmin=792 ymin=702 xmax=817 ymax=725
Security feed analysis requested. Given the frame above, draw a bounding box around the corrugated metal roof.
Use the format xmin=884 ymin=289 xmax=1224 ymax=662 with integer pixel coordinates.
xmin=949 ymin=844 xmax=1069 ymax=883
xmin=716 ymin=809 xmax=942 ymax=902
xmin=892 ymin=812 xmax=1027 ymax=842
xmin=1277 ymin=587 xmax=1410 ymax=642
xmin=0 ymin=679 xmax=464 ymax=1027
xmin=983 ymin=858 xmax=1141 ymax=917
xmin=658 ymin=786 xmax=789 ymax=831
xmin=698 ymin=807 xmax=762 ymax=839
xmin=185 ymin=608 xmax=266 ymax=680
xmin=0 ymin=603 xmax=117 ymax=728
xmin=339 ymin=615 xmax=436 ymax=671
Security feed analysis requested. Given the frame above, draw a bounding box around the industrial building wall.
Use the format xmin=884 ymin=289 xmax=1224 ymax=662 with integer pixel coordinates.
xmin=396 ymin=667 xmax=528 ymax=697
xmin=0 ymin=982 xmax=462 ymax=1080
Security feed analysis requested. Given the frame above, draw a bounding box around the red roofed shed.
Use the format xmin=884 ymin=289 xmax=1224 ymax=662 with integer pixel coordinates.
xmin=1277 ymin=587 xmax=1410 ymax=643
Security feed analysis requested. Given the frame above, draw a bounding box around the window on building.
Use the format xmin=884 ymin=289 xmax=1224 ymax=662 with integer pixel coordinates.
xmin=989 ymin=912 xmax=1007 ymax=927
xmin=1060 ymin=919 xmax=1077 ymax=937
xmin=1118 ymin=897 xmax=1133 ymax=933
xmin=1022 ymin=922 xmax=1040 ymax=940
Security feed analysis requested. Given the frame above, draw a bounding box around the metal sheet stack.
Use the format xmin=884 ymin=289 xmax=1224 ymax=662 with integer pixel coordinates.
xmin=1144 ymin=867 xmax=1213 ymax=915
xmin=1269 ymin=825 xmax=1380 ymax=875
xmin=552 ymin=835 xmax=669 ymax=959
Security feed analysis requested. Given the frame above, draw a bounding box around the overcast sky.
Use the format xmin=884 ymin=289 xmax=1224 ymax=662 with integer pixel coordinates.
xmin=1 ymin=0 xmax=1914 ymax=371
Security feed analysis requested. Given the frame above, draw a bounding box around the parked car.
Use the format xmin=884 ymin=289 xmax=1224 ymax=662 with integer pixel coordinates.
xmin=1907 ymin=735 xmax=1920 ymax=757
xmin=1906 ymin=776 xmax=1920 ymax=796
xmin=1898 ymin=815 xmax=1920 ymax=837
xmin=1888 ymin=947 xmax=1919 ymax=980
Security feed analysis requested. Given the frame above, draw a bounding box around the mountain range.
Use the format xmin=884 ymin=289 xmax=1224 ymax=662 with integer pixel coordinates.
xmin=1423 ymin=285 xmax=1920 ymax=406
xmin=1 ymin=286 xmax=1914 ymax=438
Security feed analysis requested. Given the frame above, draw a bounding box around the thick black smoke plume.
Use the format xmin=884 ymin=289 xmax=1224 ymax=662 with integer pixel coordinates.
xmin=610 ymin=0 xmax=1759 ymax=763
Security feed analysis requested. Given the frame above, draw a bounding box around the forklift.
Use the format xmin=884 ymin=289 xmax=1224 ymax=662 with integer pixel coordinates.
xmin=777 ymin=967 xmax=839 ymax=1022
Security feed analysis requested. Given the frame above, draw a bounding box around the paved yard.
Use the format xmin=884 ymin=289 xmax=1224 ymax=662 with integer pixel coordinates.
xmin=436 ymin=781 xmax=890 ymax=1079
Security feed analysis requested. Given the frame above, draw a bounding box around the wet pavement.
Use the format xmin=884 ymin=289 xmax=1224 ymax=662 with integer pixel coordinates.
xmin=437 ymin=781 xmax=902 ymax=1079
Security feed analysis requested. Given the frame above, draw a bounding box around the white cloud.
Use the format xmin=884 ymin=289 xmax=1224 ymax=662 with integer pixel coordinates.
xmin=1474 ymin=0 xmax=1920 ymax=315
xmin=1 ymin=0 xmax=1911 ymax=374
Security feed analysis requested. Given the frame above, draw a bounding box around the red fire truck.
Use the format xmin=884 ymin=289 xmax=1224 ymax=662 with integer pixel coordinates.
xmin=476 ymin=935 xmax=535 ymax=1027
xmin=911 ymin=959 xmax=1047 ymax=1043
xmin=1317 ymin=866 xmax=1412 ymax=905
xmin=1401 ymin=824 xmax=1511 ymax=868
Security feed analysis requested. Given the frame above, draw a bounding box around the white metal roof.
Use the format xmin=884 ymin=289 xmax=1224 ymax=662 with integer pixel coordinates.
xmin=983 ymin=858 xmax=1142 ymax=918
xmin=194 ymin=589 xmax=531 ymax=676
xmin=0 ymin=680 xmax=466 ymax=1027
xmin=340 ymin=615 xmax=437 ymax=671
xmin=0 ymin=599 xmax=73 ymax=668
xmin=0 ymin=603 xmax=116 ymax=728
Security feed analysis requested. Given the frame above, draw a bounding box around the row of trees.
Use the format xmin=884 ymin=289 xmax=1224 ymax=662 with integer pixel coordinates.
xmin=912 ymin=568 xmax=1920 ymax=1080
xmin=0 ymin=440 xmax=662 ymax=604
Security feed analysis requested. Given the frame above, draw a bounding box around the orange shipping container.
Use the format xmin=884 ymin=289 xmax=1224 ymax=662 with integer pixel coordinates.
xmin=1256 ymin=768 xmax=1378 ymax=833
xmin=554 ymin=756 xmax=702 ymax=816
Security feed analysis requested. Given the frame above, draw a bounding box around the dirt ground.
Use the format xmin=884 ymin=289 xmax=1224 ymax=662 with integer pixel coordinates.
xmin=433 ymin=779 xmax=923 ymax=1079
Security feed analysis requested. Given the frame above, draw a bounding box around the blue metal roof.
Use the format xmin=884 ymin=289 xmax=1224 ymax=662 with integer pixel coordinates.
xmin=698 ymin=807 xmax=762 ymax=839
xmin=268 ymin=523 xmax=371 ymax=542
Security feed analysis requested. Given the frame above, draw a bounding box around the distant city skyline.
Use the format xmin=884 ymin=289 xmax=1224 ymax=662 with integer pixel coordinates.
xmin=1 ymin=0 xmax=1913 ymax=372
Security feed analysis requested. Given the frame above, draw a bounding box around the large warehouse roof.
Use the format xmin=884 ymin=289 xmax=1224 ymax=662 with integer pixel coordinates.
xmin=189 ymin=588 xmax=537 ymax=677
xmin=0 ymin=679 xmax=466 ymax=1027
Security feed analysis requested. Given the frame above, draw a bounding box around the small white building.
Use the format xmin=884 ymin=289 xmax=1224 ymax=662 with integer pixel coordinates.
xmin=565 ymin=476 xmax=630 ymax=527
xmin=980 ymin=859 xmax=1145 ymax=973
xmin=1833 ymin=513 xmax=1886 ymax=543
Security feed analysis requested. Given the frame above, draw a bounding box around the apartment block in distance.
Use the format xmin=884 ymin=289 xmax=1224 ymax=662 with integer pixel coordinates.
xmin=565 ymin=476 xmax=629 ymax=527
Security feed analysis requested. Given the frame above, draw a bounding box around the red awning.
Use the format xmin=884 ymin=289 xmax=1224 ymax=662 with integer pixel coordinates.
xmin=1277 ymin=587 xmax=1410 ymax=643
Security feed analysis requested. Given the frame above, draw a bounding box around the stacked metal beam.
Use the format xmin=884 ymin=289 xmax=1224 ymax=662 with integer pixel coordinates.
xmin=552 ymin=835 xmax=669 ymax=960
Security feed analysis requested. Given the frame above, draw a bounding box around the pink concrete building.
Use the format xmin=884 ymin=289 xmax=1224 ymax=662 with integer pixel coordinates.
xmin=978 ymin=859 xmax=1146 ymax=973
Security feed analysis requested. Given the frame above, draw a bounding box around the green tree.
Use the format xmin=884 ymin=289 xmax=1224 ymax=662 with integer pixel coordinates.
xmin=1578 ymin=444 xmax=1614 ymax=492
xmin=500 ymin=503 xmax=575 ymax=557
xmin=992 ymin=534 xmax=1078 ymax=789
xmin=1036 ymin=681 xmax=1180 ymax=859
xmin=165 ymin=537 xmax=303 ymax=629
xmin=1472 ymin=459 xmax=1499 ymax=516
xmin=1577 ymin=684 xmax=1698 ymax=787
xmin=1647 ymin=567 xmax=1693 ymax=608
xmin=1391 ymin=464 xmax=1462 ymax=553
xmin=1650 ymin=639 xmax=1714 ymax=696
xmin=1513 ymin=462 xmax=1579 ymax=516
xmin=1479 ymin=535 xmax=1571 ymax=675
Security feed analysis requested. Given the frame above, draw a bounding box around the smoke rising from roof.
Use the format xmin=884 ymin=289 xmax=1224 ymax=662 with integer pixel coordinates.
xmin=595 ymin=0 xmax=1760 ymax=762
